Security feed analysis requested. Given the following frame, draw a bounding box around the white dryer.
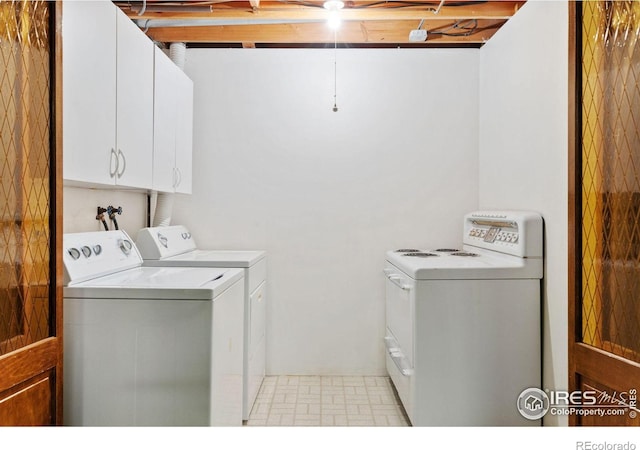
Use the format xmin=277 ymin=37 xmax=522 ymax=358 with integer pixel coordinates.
xmin=136 ymin=225 xmax=266 ymax=421
xmin=63 ymin=230 xmax=244 ymax=426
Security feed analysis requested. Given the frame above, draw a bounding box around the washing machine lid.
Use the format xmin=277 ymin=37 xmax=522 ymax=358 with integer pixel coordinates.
xmin=143 ymin=249 xmax=266 ymax=268
xmin=64 ymin=266 xmax=244 ymax=300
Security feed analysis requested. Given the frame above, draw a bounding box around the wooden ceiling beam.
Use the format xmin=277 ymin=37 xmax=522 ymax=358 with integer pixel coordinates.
xmin=114 ymin=1 xmax=524 ymax=46
xmin=144 ymin=18 xmax=506 ymax=44
xmin=119 ymin=1 xmax=524 ymax=21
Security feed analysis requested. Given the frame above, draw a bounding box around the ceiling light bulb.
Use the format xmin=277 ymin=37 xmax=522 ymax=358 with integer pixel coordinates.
xmin=324 ymin=0 xmax=344 ymax=29
xmin=323 ymin=1 xmax=344 ymax=11
xmin=327 ymin=12 xmax=341 ymax=29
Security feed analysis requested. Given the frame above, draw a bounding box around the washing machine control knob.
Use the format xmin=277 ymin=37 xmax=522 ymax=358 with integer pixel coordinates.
xmin=157 ymin=233 xmax=168 ymax=248
xmin=68 ymin=247 xmax=81 ymax=260
xmin=119 ymin=239 xmax=133 ymax=255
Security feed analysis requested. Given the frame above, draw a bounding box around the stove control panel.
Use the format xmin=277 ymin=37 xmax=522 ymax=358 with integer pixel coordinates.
xmin=463 ymin=211 xmax=543 ymax=258
xmin=468 ymin=227 xmax=519 ymax=244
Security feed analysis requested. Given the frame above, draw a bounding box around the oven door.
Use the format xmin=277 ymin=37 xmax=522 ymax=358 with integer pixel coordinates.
xmin=384 ymin=264 xmax=414 ymax=367
xmin=384 ymin=263 xmax=415 ymax=421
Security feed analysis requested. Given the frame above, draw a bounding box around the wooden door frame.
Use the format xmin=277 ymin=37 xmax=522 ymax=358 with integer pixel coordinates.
xmin=53 ymin=0 xmax=64 ymax=425
xmin=567 ymin=1 xmax=579 ymax=428
xmin=568 ymin=0 xmax=640 ymax=426
xmin=0 ymin=0 xmax=63 ymax=425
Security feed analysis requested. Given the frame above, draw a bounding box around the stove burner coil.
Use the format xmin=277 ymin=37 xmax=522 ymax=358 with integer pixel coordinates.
xmin=451 ymin=252 xmax=479 ymax=257
xmin=433 ymin=248 xmax=460 ymax=252
xmin=403 ymin=252 xmax=439 ymax=257
xmin=396 ymin=249 xmax=421 ymax=253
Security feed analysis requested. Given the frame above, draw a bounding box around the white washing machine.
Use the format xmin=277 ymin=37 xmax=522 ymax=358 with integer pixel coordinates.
xmin=63 ymin=230 xmax=244 ymax=426
xmin=384 ymin=211 xmax=543 ymax=426
xmin=136 ymin=225 xmax=266 ymax=421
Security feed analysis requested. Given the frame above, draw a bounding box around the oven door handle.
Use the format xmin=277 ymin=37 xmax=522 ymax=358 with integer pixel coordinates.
xmin=384 ymin=336 xmax=413 ymax=376
xmin=383 ymin=270 xmax=412 ymax=291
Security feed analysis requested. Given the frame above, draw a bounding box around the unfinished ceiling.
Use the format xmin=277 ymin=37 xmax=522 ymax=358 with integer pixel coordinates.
xmin=113 ymin=1 xmax=526 ymax=48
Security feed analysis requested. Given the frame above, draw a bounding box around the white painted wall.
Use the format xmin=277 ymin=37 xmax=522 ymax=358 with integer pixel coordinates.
xmin=478 ymin=0 xmax=568 ymax=425
xmin=172 ymin=49 xmax=480 ymax=375
xmin=63 ymin=187 xmax=147 ymax=236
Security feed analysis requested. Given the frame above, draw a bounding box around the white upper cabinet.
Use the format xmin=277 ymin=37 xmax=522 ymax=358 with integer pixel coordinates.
xmin=153 ymin=47 xmax=194 ymax=194
xmin=63 ymin=0 xmax=153 ymax=189
xmin=152 ymin=47 xmax=177 ymax=193
xmin=174 ymin=67 xmax=194 ymax=195
xmin=63 ymin=0 xmax=117 ymax=186
xmin=115 ymin=9 xmax=154 ymax=189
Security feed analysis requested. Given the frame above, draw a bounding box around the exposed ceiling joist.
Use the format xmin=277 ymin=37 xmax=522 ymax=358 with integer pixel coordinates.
xmin=114 ymin=1 xmax=526 ymax=47
xmin=123 ymin=2 xmax=523 ymax=21
xmin=143 ymin=19 xmax=506 ymax=45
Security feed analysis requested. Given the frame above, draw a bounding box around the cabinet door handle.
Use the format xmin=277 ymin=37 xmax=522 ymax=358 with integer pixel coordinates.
xmin=175 ymin=167 xmax=182 ymax=188
xmin=116 ymin=149 xmax=126 ymax=178
xmin=109 ymin=148 xmax=118 ymax=178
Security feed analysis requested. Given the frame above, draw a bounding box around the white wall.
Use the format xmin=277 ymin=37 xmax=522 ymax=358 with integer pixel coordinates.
xmin=63 ymin=187 xmax=147 ymax=236
xmin=478 ymin=1 xmax=568 ymax=425
xmin=173 ymin=49 xmax=480 ymax=375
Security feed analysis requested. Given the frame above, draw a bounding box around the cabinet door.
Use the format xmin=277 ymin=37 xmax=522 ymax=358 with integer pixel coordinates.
xmin=152 ymin=47 xmax=178 ymax=193
xmin=115 ymin=9 xmax=154 ymax=189
xmin=62 ymin=0 xmax=116 ymax=185
xmin=174 ymin=70 xmax=193 ymax=194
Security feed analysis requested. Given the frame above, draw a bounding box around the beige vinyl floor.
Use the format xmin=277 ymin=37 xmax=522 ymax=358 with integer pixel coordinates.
xmin=245 ymin=375 xmax=411 ymax=427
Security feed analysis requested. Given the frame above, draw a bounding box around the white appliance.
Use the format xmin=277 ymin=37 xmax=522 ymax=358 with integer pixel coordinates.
xmin=63 ymin=230 xmax=244 ymax=426
xmin=384 ymin=210 xmax=543 ymax=426
xmin=135 ymin=225 xmax=266 ymax=421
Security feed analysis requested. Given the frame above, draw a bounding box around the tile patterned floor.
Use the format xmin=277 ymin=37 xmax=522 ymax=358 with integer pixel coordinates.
xmin=246 ymin=375 xmax=410 ymax=427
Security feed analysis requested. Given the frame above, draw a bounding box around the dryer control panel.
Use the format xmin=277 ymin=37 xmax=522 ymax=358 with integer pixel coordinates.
xmin=136 ymin=225 xmax=197 ymax=260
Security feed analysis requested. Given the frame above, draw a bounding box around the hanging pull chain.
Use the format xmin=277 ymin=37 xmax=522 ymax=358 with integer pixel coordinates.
xmin=333 ymin=29 xmax=338 ymax=112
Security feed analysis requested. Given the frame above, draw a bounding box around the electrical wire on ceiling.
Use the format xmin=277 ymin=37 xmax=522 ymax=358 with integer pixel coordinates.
xmin=137 ymin=0 xmax=147 ymax=15
xmin=275 ymin=1 xmax=488 ymax=9
xmin=118 ymin=0 xmax=498 ymax=42
xmin=119 ymin=0 xmax=491 ymax=13
xmin=428 ymin=19 xmax=478 ymax=37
